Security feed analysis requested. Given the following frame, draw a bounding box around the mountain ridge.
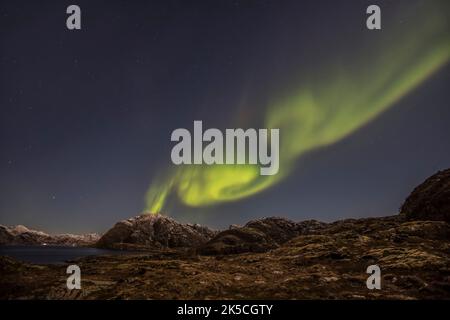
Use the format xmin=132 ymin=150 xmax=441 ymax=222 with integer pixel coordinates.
xmin=0 ymin=224 xmax=100 ymax=247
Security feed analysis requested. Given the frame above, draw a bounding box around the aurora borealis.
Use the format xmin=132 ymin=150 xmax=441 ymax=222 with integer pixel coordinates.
xmin=1 ymin=0 xmax=450 ymax=233
xmin=146 ymin=0 xmax=450 ymax=213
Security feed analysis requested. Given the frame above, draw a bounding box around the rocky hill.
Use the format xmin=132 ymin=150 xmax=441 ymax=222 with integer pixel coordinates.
xmin=401 ymin=168 xmax=450 ymax=222
xmin=96 ymin=214 xmax=217 ymax=250
xmin=0 ymin=224 xmax=99 ymax=246
xmin=199 ymin=217 xmax=327 ymax=255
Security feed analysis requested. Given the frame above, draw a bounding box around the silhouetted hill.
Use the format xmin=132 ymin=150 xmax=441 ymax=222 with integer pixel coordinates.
xmin=401 ymin=168 xmax=450 ymax=222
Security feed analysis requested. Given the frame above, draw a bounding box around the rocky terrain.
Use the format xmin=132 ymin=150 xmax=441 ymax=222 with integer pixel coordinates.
xmin=0 ymin=168 xmax=449 ymax=299
xmin=199 ymin=217 xmax=326 ymax=255
xmin=96 ymin=214 xmax=217 ymax=250
xmin=0 ymin=224 xmax=100 ymax=247
xmin=401 ymin=168 xmax=450 ymax=222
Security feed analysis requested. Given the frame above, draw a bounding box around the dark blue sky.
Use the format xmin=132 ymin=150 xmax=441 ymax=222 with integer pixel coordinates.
xmin=1 ymin=0 xmax=449 ymax=233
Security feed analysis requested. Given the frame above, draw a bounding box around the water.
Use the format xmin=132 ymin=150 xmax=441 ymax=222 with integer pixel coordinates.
xmin=0 ymin=245 xmax=132 ymax=264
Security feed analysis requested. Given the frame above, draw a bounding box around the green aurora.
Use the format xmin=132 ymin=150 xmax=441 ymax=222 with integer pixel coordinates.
xmin=145 ymin=1 xmax=450 ymax=214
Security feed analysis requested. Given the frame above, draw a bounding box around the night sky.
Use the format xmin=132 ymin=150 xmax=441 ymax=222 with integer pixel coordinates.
xmin=1 ymin=0 xmax=449 ymax=234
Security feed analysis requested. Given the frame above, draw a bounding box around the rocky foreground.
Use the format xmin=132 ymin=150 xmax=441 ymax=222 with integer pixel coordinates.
xmin=1 ymin=215 xmax=449 ymax=299
xmin=0 ymin=168 xmax=449 ymax=299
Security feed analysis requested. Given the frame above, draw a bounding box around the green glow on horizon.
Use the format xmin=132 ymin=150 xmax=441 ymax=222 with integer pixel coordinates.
xmin=146 ymin=2 xmax=450 ymax=213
